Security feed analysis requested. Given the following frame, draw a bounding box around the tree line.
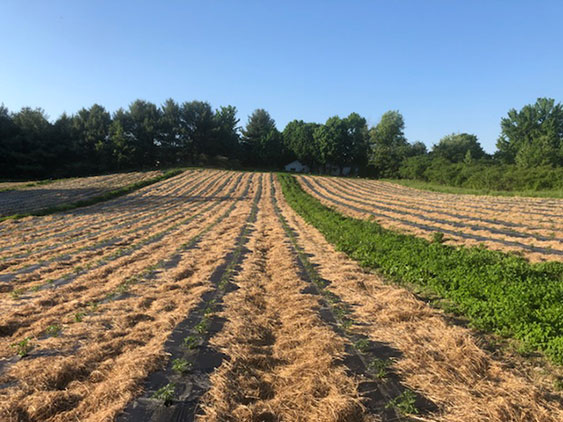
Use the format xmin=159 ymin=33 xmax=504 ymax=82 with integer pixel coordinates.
xmin=1 ymin=97 xmax=562 ymax=189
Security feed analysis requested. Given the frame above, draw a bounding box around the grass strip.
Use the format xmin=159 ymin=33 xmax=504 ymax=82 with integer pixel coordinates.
xmin=0 ymin=168 xmax=186 ymax=221
xmin=278 ymin=173 xmax=563 ymax=364
xmin=0 ymin=178 xmax=72 ymax=192
xmin=384 ymin=178 xmax=563 ymax=198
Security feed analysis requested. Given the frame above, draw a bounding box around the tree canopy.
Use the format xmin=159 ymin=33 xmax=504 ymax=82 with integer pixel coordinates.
xmin=0 ymin=97 xmax=561 ymax=185
xmin=368 ymin=111 xmax=425 ymax=177
xmin=432 ymin=133 xmax=485 ymax=163
xmin=497 ymin=98 xmax=563 ymax=167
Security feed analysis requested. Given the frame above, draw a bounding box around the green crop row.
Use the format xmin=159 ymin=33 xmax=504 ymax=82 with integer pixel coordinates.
xmin=278 ymin=173 xmax=563 ymax=364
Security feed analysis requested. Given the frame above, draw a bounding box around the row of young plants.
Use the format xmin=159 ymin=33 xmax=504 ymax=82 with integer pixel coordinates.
xmin=6 ymin=174 xmax=250 ymax=303
xmin=278 ymin=174 xmax=563 ymax=364
xmin=140 ymin=177 xmax=263 ymax=413
xmin=2 ymin=172 xmax=233 ymax=276
xmin=9 ymin=178 xmax=255 ymax=361
xmin=0 ymin=170 xmax=222 ymax=260
xmin=0 ymin=167 xmax=186 ymax=221
xmin=269 ymin=177 xmax=420 ymax=418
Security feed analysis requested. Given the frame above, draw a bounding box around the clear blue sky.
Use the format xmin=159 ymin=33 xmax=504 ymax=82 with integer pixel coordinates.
xmin=1 ymin=1 xmax=562 ymax=153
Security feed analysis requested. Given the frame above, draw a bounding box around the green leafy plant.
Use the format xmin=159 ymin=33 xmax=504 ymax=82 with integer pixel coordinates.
xmin=195 ymin=317 xmax=209 ymax=334
xmin=74 ymin=312 xmax=85 ymax=322
xmin=367 ymin=358 xmax=391 ymax=379
xmin=46 ymin=324 xmax=61 ymax=337
xmin=117 ymin=281 xmax=130 ymax=294
xmin=340 ymin=318 xmax=354 ymax=332
xmin=354 ymin=338 xmax=370 ymax=353
xmin=152 ymin=383 xmax=175 ymax=406
xmin=385 ymin=389 xmax=418 ymax=415
xmin=183 ymin=335 xmax=200 ymax=350
xmin=11 ymin=337 xmax=33 ymax=357
xmin=10 ymin=289 xmax=24 ymax=299
xmin=172 ymin=358 xmax=192 ymax=374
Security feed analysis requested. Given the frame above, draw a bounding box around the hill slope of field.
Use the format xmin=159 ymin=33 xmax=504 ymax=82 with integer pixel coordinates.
xmin=0 ymin=170 xmax=175 ymax=218
xmin=0 ymin=170 xmax=561 ymax=421
xmin=297 ymin=175 xmax=563 ymax=262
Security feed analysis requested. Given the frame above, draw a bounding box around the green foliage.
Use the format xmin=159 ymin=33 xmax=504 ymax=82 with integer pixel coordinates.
xmin=397 ymin=157 xmax=563 ymax=194
xmin=313 ymin=113 xmax=369 ymax=173
xmin=282 ymin=120 xmax=319 ymax=168
xmin=10 ymin=288 xmax=24 ymax=299
xmin=152 ymin=383 xmax=175 ymax=405
xmin=368 ymin=111 xmax=425 ymax=178
xmin=0 ymin=99 xmax=240 ymax=179
xmin=11 ymin=337 xmax=33 ymax=357
xmin=398 ymin=155 xmax=432 ymax=180
xmin=45 ymin=324 xmax=61 ymax=337
xmin=385 ymin=389 xmax=419 ymax=415
xmin=354 ymin=338 xmax=370 ymax=353
xmin=432 ymin=133 xmax=485 ymax=163
xmin=171 ymin=358 xmax=192 ymax=374
xmin=2 ymin=96 xmax=562 ymax=186
xmin=367 ymin=358 xmax=391 ymax=379
xmin=432 ymin=232 xmax=445 ymax=244
xmin=497 ymin=98 xmax=563 ymax=167
xmin=195 ymin=317 xmax=209 ymax=334
xmin=279 ymin=174 xmax=563 ymax=364
xmin=241 ymin=109 xmax=285 ymax=167
xmin=183 ymin=335 xmax=200 ymax=349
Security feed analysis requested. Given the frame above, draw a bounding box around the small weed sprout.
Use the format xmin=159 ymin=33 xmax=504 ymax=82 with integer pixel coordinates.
xmin=195 ymin=318 xmax=209 ymax=334
xmin=368 ymin=358 xmax=391 ymax=379
xmin=340 ymin=318 xmax=354 ymax=332
xmin=10 ymin=289 xmax=24 ymax=299
xmin=323 ymin=291 xmax=340 ymax=304
xmin=46 ymin=324 xmax=61 ymax=337
xmin=153 ymin=383 xmax=175 ymax=406
xmin=117 ymin=282 xmax=130 ymax=294
xmin=172 ymin=358 xmax=192 ymax=374
xmin=354 ymin=338 xmax=370 ymax=353
xmin=74 ymin=312 xmax=85 ymax=322
xmin=183 ymin=335 xmax=200 ymax=349
xmin=385 ymin=389 xmax=418 ymax=415
xmin=11 ymin=337 xmax=33 ymax=357
xmin=332 ymin=305 xmax=347 ymax=321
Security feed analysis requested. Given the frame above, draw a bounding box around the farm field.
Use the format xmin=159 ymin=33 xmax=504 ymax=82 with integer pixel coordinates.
xmin=1 ymin=169 xmax=562 ymax=421
xmin=297 ymin=175 xmax=563 ymax=262
xmin=0 ymin=170 xmax=165 ymax=218
xmin=0 ymin=182 xmax=38 ymax=192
